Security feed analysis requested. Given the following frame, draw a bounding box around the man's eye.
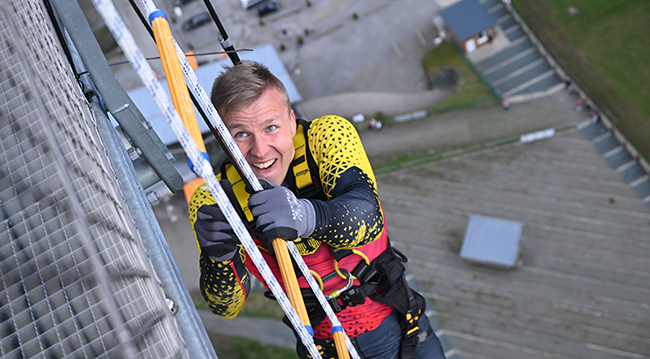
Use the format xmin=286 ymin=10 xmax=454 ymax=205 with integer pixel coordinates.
xmin=266 ymin=125 xmax=277 ymax=132
xmin=234 ymin=132 xmax=248 ymax=138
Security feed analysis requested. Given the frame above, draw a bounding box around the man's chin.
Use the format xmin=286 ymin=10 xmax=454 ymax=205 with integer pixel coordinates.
xmin=251 ymin=169 xmax=279 ymax=186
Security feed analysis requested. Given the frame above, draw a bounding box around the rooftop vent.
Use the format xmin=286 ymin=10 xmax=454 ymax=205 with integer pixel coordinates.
xmin=460 ymin=215 xmax=524 ymax=269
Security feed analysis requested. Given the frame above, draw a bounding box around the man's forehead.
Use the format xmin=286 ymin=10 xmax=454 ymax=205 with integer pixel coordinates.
xmin=224 ymin=116 xmax=279 ymax=129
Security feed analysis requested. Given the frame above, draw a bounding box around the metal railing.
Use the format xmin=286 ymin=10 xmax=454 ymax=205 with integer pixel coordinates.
xmin=0 ymin=1 xmax=216 ymax=358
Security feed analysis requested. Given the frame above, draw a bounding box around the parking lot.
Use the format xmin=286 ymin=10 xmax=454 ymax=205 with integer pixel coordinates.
xmin=115 ymin=0 xmax=445 ymax=102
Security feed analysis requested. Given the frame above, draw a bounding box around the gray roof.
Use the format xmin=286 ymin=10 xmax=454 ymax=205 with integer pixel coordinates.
xmin=126 ymin=43 xmax=301 ymax=146
xmin=377 ymin=129 xmax=650 ymax=359
xmin=440 ymin=0 xmax=496 ymax=41
xmin=460 ymin=215 xmax=523 ymax=268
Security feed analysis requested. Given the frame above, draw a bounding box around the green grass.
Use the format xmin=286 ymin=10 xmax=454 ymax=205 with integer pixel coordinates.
xmin=421 ymin=42 xmax=497 ymax=113
xmin=192 ymin=289 xmax=286 ymax=320
xmin=207 ymin=331 xmax=298 ymax=359
xmin=513 ymin=0 xmax=650 ymax=160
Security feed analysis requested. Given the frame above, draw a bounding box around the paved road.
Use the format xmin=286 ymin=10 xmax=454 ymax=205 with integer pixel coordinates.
xmin=274 ymin=0 xmax=442 ymax=99
xmin=112 ymin=0 xmax=443 ymax=101
xmin=359 ymin=90 xmax=586 ymax=166
xmin=300 ymin=88 xmax=451 ymax=120
xmin=197 ymin=310 xmax=296 ymax=349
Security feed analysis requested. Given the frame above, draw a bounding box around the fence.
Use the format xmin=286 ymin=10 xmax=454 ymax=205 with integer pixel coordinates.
xmin=0 ymin=1 xmax=203 ymax=357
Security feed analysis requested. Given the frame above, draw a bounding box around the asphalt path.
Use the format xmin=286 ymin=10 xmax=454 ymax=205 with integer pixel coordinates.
xmin=112 ymin=0 xmax=443 ymax=103
xmin=358 ymin=90 xmax=586 ymax=166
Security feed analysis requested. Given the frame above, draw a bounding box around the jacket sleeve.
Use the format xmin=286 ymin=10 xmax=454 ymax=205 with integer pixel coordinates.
xmin=305 ymin=116 xmax=386 ymax=249
xmin=190 ymin=186 xmax=250 ymax=319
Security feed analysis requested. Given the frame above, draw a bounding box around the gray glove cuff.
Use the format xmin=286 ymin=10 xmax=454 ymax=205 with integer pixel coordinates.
xmin=297 ymin=198 xmax=316 ymax=239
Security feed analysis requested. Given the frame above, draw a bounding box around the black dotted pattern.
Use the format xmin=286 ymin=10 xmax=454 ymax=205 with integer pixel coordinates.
xmin=190 ymin=185 xmax=249 ymax=319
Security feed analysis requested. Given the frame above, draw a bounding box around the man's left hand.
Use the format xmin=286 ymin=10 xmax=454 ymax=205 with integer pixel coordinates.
xmin=248 ymin=179 xmax=316 ymax=242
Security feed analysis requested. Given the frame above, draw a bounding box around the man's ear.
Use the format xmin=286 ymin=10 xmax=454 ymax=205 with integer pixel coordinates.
xmin=290 ymin=109 xmax=297 ymax=137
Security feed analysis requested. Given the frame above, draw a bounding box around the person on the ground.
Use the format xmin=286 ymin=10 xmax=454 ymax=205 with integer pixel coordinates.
xmin=501 ymin=98 xmax=510 ymax=111
xmin=190 ymin=61 xmax=446 ymax=359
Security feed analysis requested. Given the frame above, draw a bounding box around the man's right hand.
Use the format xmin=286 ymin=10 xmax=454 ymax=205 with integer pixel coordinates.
xmin=194 ymin=204 xmax=239 ymax=259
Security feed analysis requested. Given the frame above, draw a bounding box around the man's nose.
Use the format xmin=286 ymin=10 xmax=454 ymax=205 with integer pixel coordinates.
xmin=250 ymin=135 xmax=269 ymax=158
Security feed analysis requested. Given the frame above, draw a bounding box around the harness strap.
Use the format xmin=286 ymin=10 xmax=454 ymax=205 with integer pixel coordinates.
xmin=292 ymin=123 xmax=314 ymax=190
xmin=325 ymin=244 xmax=428 ymax=359
xmin=223 ymin=163 xmax=254 ymax=222
xmin=329 ymin=247 xmax=354 ymax=262
xmin=400 ymin=289 xmax=426 ymax=359
xmin=292 ymin=122 xmax=323 ymax=198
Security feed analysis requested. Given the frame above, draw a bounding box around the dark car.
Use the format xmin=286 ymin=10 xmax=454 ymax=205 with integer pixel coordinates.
xmin=181 ymin=12 xmax=211 ymax=32
xmin=173 ymin=0 xmax=197 ymax=7
xmin=257 ymin=1 xmax=281 ymax=17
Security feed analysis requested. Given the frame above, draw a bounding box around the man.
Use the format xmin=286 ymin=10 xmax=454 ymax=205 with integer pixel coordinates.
xmin=190 ymin=61 xmax=445 ymax=359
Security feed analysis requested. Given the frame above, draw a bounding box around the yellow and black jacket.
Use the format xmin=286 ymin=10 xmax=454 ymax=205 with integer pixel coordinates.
xmin=190 ymin=115 xmax=394 ymax=338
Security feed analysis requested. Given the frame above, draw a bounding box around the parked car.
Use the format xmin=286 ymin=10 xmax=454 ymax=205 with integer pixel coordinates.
xmin=181 ymin=12 xmax=211 ymax=32
xmin=257 ymin=1 xmax=280 ymax=17
xmin=173 ymin=0 xmax=197 ymax=7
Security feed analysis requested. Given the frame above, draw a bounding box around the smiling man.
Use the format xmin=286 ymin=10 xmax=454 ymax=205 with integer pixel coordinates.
xmin=219 ymin=84 xmax=296 ymax=186
xmin=189 ymin=61 xmax=445 ymax=359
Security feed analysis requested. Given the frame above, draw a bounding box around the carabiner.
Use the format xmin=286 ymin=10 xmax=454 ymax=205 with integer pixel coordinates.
xmin=326 ymin=269 xmax=354 ymax=300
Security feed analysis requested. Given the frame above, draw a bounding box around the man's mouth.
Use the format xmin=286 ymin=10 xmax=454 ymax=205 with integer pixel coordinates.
xmin=251 ymin=159 xmax=276 ymax=170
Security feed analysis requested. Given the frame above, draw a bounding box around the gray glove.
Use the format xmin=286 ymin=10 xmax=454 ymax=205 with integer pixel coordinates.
xmin=194 ymin=204 xmax=238 ymax=260
xmin=248 ymin=179 xmax=316 ymax=242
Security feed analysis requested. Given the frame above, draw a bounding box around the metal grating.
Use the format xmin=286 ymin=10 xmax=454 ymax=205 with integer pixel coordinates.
xmin=0 ymin=1 xmax=187 ymax=358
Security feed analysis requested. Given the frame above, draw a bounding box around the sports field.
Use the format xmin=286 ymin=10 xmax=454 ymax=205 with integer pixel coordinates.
xmin=513 ymin=0 xmax=650 ymax=160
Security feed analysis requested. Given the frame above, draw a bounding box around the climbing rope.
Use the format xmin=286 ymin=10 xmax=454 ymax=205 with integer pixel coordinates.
xmin=89 ymin=0 xmax=321 ymax=357
xmin=133 ymin=0 xmax=360 ymax=357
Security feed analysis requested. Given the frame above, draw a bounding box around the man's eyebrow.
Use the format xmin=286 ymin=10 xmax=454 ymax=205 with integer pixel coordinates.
xmin=227 ymin=122 xmax=247 ymax=131
xmin=261 ymin=116 xmax=280 ymax=125
xmin=226 ymin=117 xmax=280 ymax=132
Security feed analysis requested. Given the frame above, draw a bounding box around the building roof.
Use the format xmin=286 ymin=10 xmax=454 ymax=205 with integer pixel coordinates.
xmin=460 ymin=215 xmax=523 ymax=268
xmin=440 ymin=0 xmax=496 ymax=42
xmin=377 ymin=129 xmax=650 ymax=358
xmin=125 ymin=43 xmax=301 ymax=146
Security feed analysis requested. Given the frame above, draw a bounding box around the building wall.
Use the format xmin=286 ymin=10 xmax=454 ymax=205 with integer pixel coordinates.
xmin=445 ymin=25 xmax=495 ymax=53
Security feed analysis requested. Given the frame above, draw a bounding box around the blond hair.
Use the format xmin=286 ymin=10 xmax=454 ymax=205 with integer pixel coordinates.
xmin=210 ymin=61 xmax=291 ymax=118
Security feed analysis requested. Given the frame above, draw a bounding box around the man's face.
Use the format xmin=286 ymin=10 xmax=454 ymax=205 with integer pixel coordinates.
xmin=223 ymin=87 xmax=296 ymax=186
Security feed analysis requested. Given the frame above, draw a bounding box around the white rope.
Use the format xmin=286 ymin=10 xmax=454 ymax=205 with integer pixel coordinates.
xmin=136 ymin=0 xmax=361 ymax=356
xmin=286 ymin=244 xmax=360 ymax=358
xmin=89 ymin=1 xmax=321 ymax=357
xmin=140 ymin=1 xmax=361 ymax=355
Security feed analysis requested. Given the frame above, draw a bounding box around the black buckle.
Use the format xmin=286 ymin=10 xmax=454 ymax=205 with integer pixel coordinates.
xmin=327 ymin=296 xmax=343 ymax=313
xmin=399 ymin=308 xmax=422 ymax=359
xmin=339 ymin=286 xmax=368 ymax=308
xmin=352 ymin=261 xmax=382 ymax=285
xmin=404 ymin=308 xmax=422 ymax=339
xmin=400 ymin=334 xmax=419 ymax=359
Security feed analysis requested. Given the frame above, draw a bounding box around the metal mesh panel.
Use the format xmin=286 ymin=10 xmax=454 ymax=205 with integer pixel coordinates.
xmin=0 ymin=1 xmax=188 ymax=358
